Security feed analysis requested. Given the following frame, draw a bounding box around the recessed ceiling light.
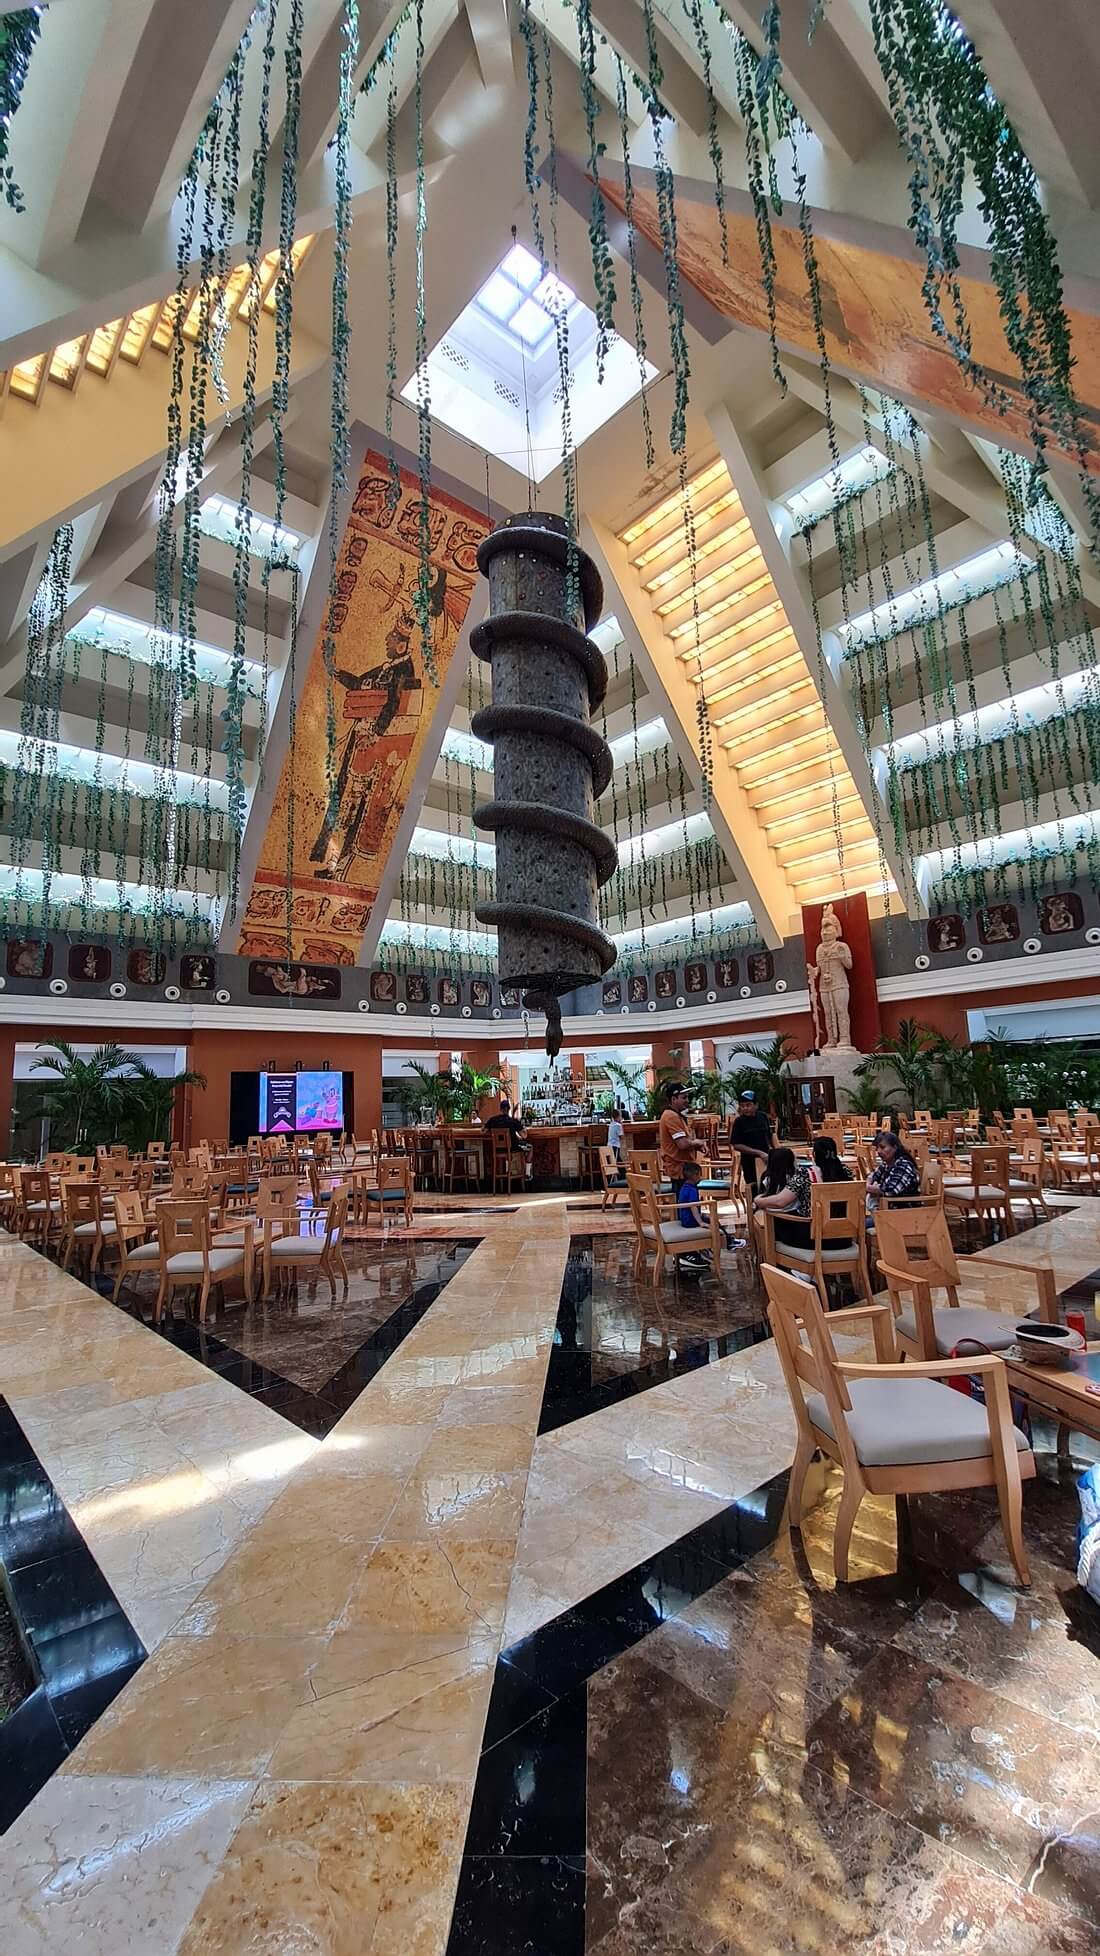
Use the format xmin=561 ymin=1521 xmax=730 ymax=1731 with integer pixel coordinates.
xmin=477 ymin=270 xmax=522 ymax=323
xmin=534 ymin=271 xmax=575 ymax=316
xmin=500 ymin=242 xmax=542 ymax=290
xmin=510 ymin=297 xmax=554 ymax=346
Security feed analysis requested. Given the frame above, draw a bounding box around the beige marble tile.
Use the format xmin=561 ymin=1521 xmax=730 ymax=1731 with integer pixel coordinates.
xmin=176 ymin=1780 xmax=467 ymax=1956
xmin=267 ymin=1634 xmax=495 ymax=1784
xmin=382 ymin=1465 xmax=528 ymax=1545
xmin=67 ymin=1633 xmax=329 ymax=1780
xmin=178 ymin=1527 xmax=376 ymax=1641
xmin=0 ymin=1773 xmax=254 ymax=1956
xmin=344 ymin=1539 xmax=515 ymax=1640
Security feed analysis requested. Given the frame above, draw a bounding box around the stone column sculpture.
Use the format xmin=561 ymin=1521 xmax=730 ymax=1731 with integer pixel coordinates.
xmin=471 ymin=512 xmax=617 ymax=1055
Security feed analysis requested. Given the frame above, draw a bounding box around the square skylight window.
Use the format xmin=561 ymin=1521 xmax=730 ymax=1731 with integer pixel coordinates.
xmin=500 ymin=242 xmax=541 ymax=289
xmin=534 ymin=271 xmax=574 ymax=316
xmin=509 ymin=297 xmax=555 ymax=347
xmin=403 ymin=242 xmax=658 ymax=481
xmin=477 ymin=270 xmax=522 ymax=323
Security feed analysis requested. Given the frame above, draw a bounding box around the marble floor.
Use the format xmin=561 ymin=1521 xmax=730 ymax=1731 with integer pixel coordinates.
xmin=0 ymin=1192 xmax=1098 ymax=1953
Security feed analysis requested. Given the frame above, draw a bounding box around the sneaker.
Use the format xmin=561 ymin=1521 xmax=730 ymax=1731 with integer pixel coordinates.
xmin=724 ymin=1233 xmax=747 ymax=1250
xmin=678 ymin=1251 xmax=711 ymax=1269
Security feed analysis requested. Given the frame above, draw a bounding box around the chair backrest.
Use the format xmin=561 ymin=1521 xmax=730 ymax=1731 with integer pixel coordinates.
xmin=113 ymin=1188 xmax=146 ymax=1241
xmin=625 ymin=1169 xmax=660 ymax=1240
xmin=1013 ymin=1106 xmax=1034 ymax=1122
xmin=20 ymin=1168 xmax=51 ymax=1203
xmin=490 ymin=1129 xmax=512 ymax=1164
xmin=42 ymin=1151 xmax=74 ymax=1173
xmin=69 ymin=1156 xmax=94 ymax=1179
xmin=313 ymin=1131 xmax=333 ymax=1162
xmin=147 ymin=1140 xmax=166 ymax=1159
xmin=1020 ymin=1136 xmax=1045 ymax=1166
xmin=172 ymin=1164 xmax=210 ymax=1195
xmin=626 ymin=1150 xmax=659 ymax=1183
xmin=256 ymin=1177 xmax=300 ymax=1221
xmin=913 ymin=1108 xmax=932 ymax=1128
xmin=378 ymin=1156 xmax=412 ymax=1191
xmin=130 ymin=1160 xmax=155 ymax=1193
xmin=96 ymin=1143 xmax=110 ymax=1159
xmin=763 ymin=1263 xmax=858 ymax=1463
xmin=971 ymin=1143 xmax=1010 ymax=1193
xmin=62 ymin=1179 xmax=102 ymax=1224
xmin=918 ymin=1158 xmax=944 ymax=1204
xmin=598 ymin=1145 xmax=620 ymax=1188
xmin=874 ymin=1202 xmax=960 ymax=1291
xmin=809 ymin=1178 xmax=866 ymax=1247
xmin=109 ymin=1143 xmax=129 ymax=1158
xmin=97 ymin=1155 xmax=130 ymax=1186
xmin=158 ymin=1200 xmax=211 ymax=1263
xmin=189 ymin=1143 xmax=212 ymax=1167
xmin=322 ymin=1189 xmax=348 ymax=1247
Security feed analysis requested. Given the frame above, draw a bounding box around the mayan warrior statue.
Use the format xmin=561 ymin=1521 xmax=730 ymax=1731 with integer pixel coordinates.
xmin=814 ymin=903 xmax=856 ymax=1051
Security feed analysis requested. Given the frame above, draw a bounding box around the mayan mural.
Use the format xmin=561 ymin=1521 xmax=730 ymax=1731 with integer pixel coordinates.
xmin=237 ymin=450 xmax=490 ymax=964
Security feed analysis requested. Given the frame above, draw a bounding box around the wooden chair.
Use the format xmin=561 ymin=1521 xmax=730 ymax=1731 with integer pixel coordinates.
xmin=763 ymin=1261 xmax=1034 ymax=1586
xmin=489 ymin=1128 xmax=522 ymax=1194
xmin=758 ymin=1180 xmax=873 ymax=1313
xmin=97 ymin=1154 xmax=132 ymax=1190
xmin=154 ymin=1200 xmax=253 ymax=1326
xmin=312 ymin=1131 xmax=333 ymax=1168
xmin=1011 ymin=1137 xmax=1051 ymax=1221
xmin=873 ymin=1204 xmax=1045 ymax=1361
xmin=626 ymin=1169 xmax=723 ymax=1286
xmin=42 ymin=1151 xmax=75 ymax=1175
xmin=598 ymin=1144 xmax=626 ymax=1209
xmin=15 ymin=1167 xmax=62 ymax=1247
xmin=1013 ymin=1105 xmax=1034 ymax=1125
xmin=1051 ymin=1131 xmax=1100 ymax=1194
xmin=59 ymin=1179 xmax=116 ymax=1275
xmin=188 ymin=1143 xmax=212 ymax=1169
xmin=441 ymin=1129 xmax=480 ymax=1194
xmin=912 ymin=1108 xmax=932 ymax=1131
xmin=111 ymin=1190 xmax=160 ymax=1300
xmin=171 ymin=1163 xmax=210 ymax=1197
xmin=413 ymin=1129 xmax=438 ymax=1191
xmin=263 ymin=1189 xmax=349 ymax=1302
xmin=943 ymin=1144 xmax=1016 ymax=1241
xmin=147 ymin=1140 xmax=167 ymax=1162
xmin=362 ymin=1156 xmax=414 ymax=1226
xmin=577 ymin=1127 xmax=603 ymax=1190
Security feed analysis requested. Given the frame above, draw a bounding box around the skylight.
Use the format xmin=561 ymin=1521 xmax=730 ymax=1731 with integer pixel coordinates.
xmin=67 ymin=607 xmax=265 ymax=694
xmin=440 ymin=728 xmax=494 ymax=772
xmin=0 ymin=867 xmax=219 ymax=924
xmin=841 ymin=543 xmax=1027 ymax=653
xmin=785 ymin=445 xmax=893 ymax=532
xmin=199 ymin=493 xmax=306 ymax=563
xmin=403 ymin=244 xmax=657 ymax=482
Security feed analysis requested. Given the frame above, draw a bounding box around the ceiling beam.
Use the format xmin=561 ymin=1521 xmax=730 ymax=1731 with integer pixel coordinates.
xmin=951 ymin=0 xmax=1100 ymax=207
xmin=707 ymin=397 xmax=924 ymax=918
xmin=583 ymin=515 xmax=788 ymax=949
xmin=463 ymin=0 xmax=513 ymax=91
xmin=588 ymin=0 xmax=710 ymax=131
xmin=712 ymin=0 xmax=892 ymax=163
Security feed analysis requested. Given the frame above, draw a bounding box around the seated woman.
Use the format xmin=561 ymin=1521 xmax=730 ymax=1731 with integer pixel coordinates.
xmin=753 ymin=1146 xmax=818 ymax=1247
xmin=812 ymin=1135 xmax=852 ymax=1182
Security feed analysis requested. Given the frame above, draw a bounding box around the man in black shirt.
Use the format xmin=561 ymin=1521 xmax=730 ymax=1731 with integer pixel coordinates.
xmin=731 ymin=1090 xmax=773 ymax=1195
xmin=484 ymin=1098 xmax=528 ymax=1149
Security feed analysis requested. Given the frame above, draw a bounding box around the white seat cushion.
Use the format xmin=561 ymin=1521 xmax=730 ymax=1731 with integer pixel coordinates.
xmin=641 ymin=1220 xmax=709 ymax=1246
xmin=776 ymin=1240 xmax=857 ymax=1265
xmin=73 ymin=1220 xmax=116 ymax=1237
xmin=895 ymin=1304 xmax=1020 ymax=1356
xmin=165 ymin=1248 xmax=243 ymax=1276
xmin=124 ymin=1240 xmax=160 ymax=1262
xmin=805 ymin=1376 xmax=1029 ymax=1467
xmin=270 ymin=1234 xmax=329 ymax=1258
xmin=944 ymin=1184 xmax=1011 ymax=1202
xmin=26 ymin=1200 xmax=62 ymax=1212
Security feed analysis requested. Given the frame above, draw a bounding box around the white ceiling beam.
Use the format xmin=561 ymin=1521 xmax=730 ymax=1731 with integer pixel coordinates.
xmin=712 ymin=0 xmax=892 ymax=162
xmin=298 ymin=0 xmax=412 ymax=169
xmin=588 ymin=0 xmax=711 ymax=131
xmin=950 ymin=0 xmax=1100 ymax=207
xmin=707 ymin=397 xmax=924 ymax=918
xmin=463 ymin=0 xmax=513 ymax=91
xmin=583 ymin=515 xmax=787 ymax=949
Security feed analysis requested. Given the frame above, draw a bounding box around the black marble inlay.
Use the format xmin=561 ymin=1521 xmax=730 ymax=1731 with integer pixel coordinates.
xmin=538 ymin=1237 xmax=771 ymax=1433
xmin=448 ymin=1854 xmax=586 ymax=1955
xmin=0 ymin=1398 xmax=146 ymax=1833
xmin=447 ymin=1473 xmax=790 ymax=1952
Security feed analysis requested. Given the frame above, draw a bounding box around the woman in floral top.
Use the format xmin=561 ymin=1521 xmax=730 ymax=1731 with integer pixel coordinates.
xmin=753 ymin=1146 xmax=819 ymax=1247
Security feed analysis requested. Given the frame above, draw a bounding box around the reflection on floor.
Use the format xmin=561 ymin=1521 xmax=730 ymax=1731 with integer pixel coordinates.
xmin=453 ymin=1445 xmax=1100 ymax=1954
xmin=541 ymin=1236 xmax=770 ymax=1431
xmin=110 ymin=1240 xmax=474 ymax=1435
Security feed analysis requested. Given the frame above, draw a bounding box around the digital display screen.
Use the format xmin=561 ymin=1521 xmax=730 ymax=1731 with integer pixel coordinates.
xmin=259 ymin=1070 xmax=344 ymax=1134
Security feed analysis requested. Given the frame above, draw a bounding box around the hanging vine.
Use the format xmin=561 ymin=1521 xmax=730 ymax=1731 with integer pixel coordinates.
xmin=0 ymin=5 xmax=43 ymax=212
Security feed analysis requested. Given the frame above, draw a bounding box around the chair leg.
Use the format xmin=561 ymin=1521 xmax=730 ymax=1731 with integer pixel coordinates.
xmin=198 ymin=1276 xmax=211 ymax=1325
xmin=788 ymin=1432 xmax=815 ymax=1528
xmin=833 ymin=1478 xmax=864 ymax=1582
xmin=154 ymin=1275 xmax=167 ymax=1324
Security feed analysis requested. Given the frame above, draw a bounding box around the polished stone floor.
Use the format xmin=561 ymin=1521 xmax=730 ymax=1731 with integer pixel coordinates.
xmin=0 ymin=1191 xmax=1098 ymax=1953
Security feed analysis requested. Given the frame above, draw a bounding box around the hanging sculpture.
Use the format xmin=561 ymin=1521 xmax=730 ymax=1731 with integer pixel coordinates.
xmin=471 ymin=514 xmax=616 ymax=1055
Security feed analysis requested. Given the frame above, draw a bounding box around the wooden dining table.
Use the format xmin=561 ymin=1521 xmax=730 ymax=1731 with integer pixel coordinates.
xmin=972 ymin=1206 xmax=1100 ymax=1320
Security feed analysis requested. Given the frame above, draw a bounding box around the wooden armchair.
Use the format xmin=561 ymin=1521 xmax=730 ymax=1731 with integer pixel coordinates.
xmin=943 ymin=1143 xmax=1016 ymax=1240
xmin=873 ymin=1203 xmax=1049 ymax=1361
xmin=626 ymin=1169 xmax=723 ymax=1286
xmin=16 ymin=1167 xmax=62 ymax=1247
xmin=362 ymin=1155 xmax=414 ymax=1226
xmin=111 ymin=1190 xmax=160 ymax=1301
xmin=597 ymin=1144 xmax=626 ymax=1209
xmin=154 ymin=1200 xmax=254 ymax=1325
xmin=264 ymin=1189 xmax=349 ymax=1301
xmin=757 ymin=1181 xmax=872 ymax=1313
xmin=763 ymin=1261 xmax=1034 ymax=1586
xmin=1051 ymin=1132 xmax=1100 ymax=1194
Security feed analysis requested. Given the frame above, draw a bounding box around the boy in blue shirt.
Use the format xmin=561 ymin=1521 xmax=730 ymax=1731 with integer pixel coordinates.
xmin=675 ymin=1164 xmax=711 ymax=1272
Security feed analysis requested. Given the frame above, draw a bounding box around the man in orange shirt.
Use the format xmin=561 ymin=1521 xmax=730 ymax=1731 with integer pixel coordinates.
xmin=658 ymin=1082 xmax=704 ymax=1194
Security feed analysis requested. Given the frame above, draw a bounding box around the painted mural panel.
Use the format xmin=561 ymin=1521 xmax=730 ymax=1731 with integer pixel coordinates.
xmin=238 ymin=450 xmax=490 ymax=964
xmin=603 ymin=186 xmax=1100 ymax=470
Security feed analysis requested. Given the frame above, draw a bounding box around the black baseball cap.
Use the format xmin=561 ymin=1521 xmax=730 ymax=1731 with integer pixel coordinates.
xmin=739 ymin=1088 xmax=757 ymax=1102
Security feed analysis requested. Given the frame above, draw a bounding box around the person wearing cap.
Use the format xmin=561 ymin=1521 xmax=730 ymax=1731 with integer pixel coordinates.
xmin=731 ymin=1089 xmax=773 ymax=1197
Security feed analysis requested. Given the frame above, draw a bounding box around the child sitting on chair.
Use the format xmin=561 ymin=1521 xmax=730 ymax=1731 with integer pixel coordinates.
xmin=675 ymin=1165 xmax=711 ymax=1272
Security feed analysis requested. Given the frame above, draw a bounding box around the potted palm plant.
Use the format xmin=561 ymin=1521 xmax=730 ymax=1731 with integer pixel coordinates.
xmin=30 ymin=1041 xmax=142 ymax=1151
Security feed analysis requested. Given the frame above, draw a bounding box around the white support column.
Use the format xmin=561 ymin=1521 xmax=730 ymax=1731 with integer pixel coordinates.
xmin=583 ymin=516 xmax=789 ymax=949
xmin=707 ymin=398 xmax=924 ymax=917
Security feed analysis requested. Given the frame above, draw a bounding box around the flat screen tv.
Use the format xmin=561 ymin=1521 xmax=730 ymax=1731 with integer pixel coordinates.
xmin=259 ymin=1069 xmax=345 ymax=1134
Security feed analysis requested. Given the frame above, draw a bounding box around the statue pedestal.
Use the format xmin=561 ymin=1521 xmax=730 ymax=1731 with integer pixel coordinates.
xmin=799 ymin=1049 xmax=866 ymax=1109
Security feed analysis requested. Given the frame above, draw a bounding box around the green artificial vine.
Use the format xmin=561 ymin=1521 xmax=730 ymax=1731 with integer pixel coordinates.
xmin=411 ymin=0 xmax=437 ymax=684
xmin=572 ymin=0 xmax=616 ymax=380
xmin=321 ymin=0 xmax=359 ymax=826
xmin=0 ymin=5 xmax=43 ymax=212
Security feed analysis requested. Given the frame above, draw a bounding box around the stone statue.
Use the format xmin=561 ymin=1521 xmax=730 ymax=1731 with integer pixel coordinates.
xmin=815 ymin=904 xmax=855 ymax=1052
